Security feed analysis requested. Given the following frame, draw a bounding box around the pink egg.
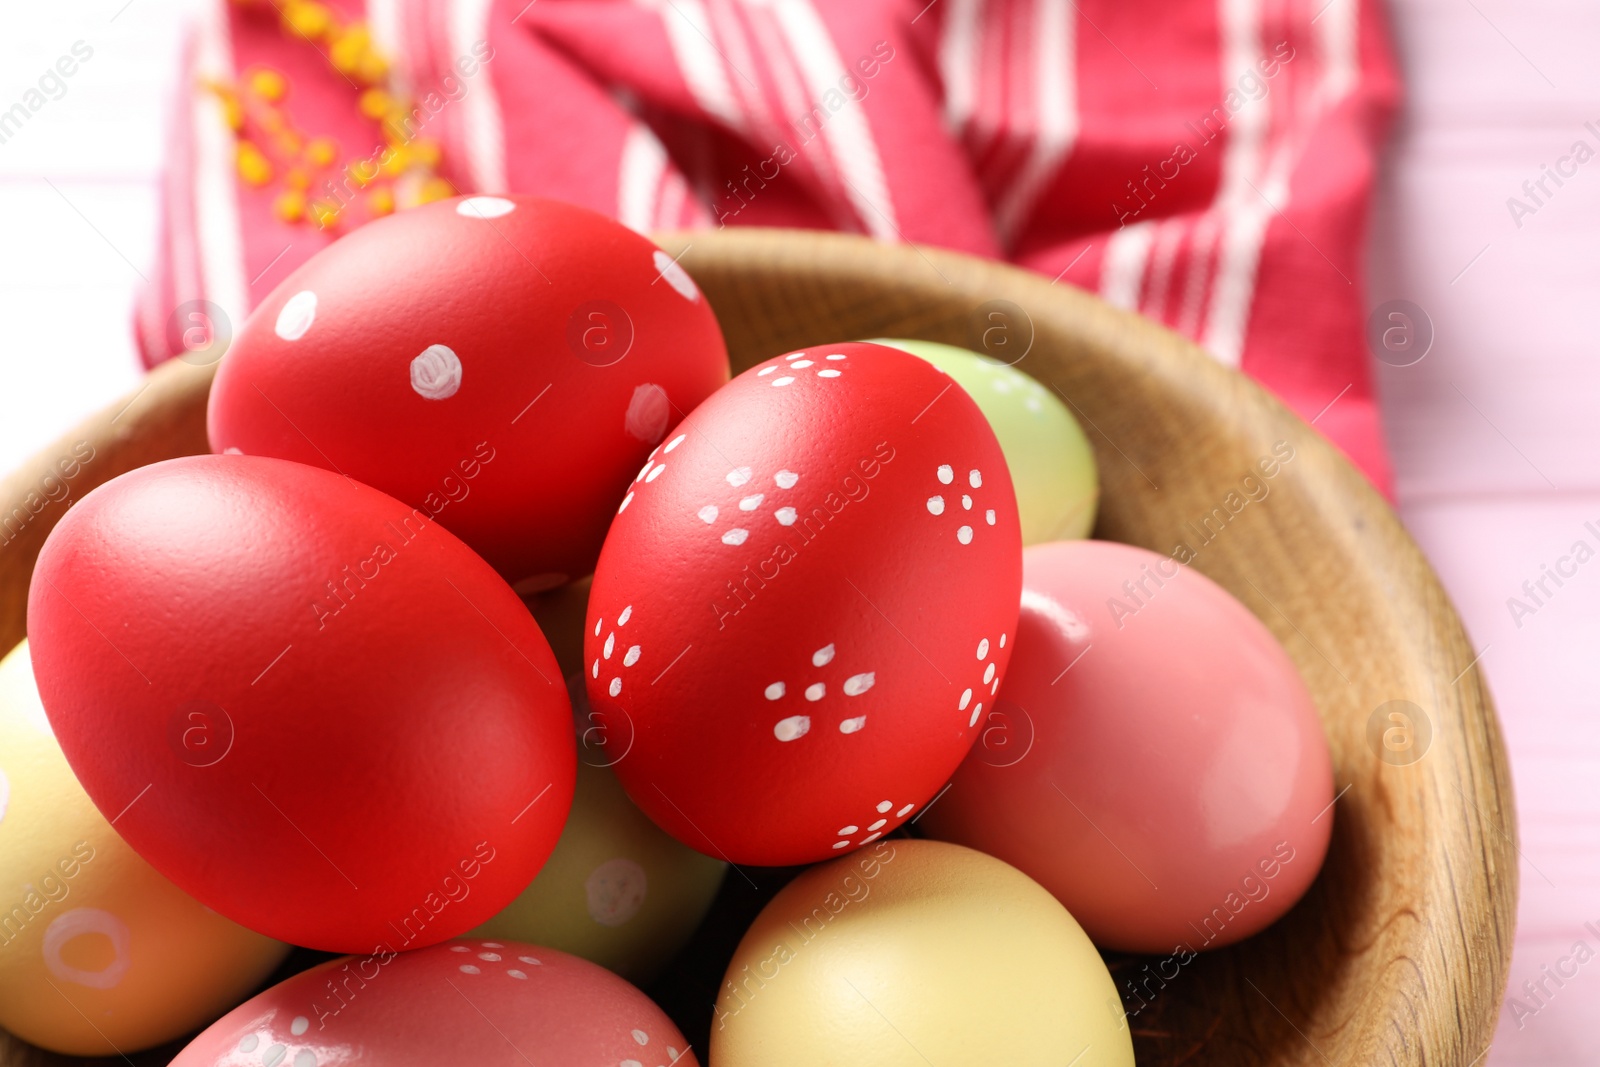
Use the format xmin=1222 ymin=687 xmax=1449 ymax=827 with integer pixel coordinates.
xmin=169 ymin=939 xmax=696 ymax=1067
xmin=922 ymin=540 xmax=1334 ymax=953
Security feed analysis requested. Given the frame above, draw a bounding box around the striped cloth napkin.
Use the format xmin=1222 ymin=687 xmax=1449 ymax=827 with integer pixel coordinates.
xmin=137 ymin=0 xmax=1399 ymax=493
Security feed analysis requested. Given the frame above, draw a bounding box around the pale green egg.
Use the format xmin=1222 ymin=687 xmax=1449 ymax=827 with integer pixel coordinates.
xmin=872 ymin=338 xmax=1099 ymax=542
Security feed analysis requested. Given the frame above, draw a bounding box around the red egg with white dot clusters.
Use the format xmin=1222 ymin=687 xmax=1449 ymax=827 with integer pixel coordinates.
xmin=169 ymin=940 xmax=695 ymax=1067
xmin=584 ymin=342 xmax=1023 ymax=866
xmin=207 ymin=194 xmax=729 ymax=592
xmin=26 ymin=455 xmax=575 ymax=952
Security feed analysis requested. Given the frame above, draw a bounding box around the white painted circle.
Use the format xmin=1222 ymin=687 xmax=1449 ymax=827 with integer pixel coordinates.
xmin=410 ymin=344 xmax=462 ymax=400
xmin=653 ymin=249 xmax=700 ymax=301
xmin=42 ymin=908 xmax=132 ymax=989
xmin=774 ymin=715 xmax=810 ymax=741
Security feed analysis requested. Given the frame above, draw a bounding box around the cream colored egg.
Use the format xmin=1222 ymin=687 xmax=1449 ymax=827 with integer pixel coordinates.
xmin=711 ymin=839 xmax=1133 ymax=1067
xmin=873 ymin=338 xmax=1099 ymax=542
xmin=468 ymin=756 xmax=726 ymax=983
xmin=0 ymin=640 xmax=289 ymax=1055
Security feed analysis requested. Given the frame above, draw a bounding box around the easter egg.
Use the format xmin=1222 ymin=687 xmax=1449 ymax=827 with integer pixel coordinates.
xmin=711 ymin=839 xmax=1132 ymax=1066
xmin=170 ymin=939 xmax=695 ymax=1067
xmin=584 ymin=342 xmax=1023 ymax=866
xmin=922 ymin=539 xmax=1334 ymax=952
xmin=874 ymin=338 xmax=1098 ymax=542
xmin=0 ymin=640 xmax=288 ymax=1055
xmin=207 ymin=194 xmax=730 ymax=591
xmin=26 ymin=454 xmax=576 ymax=952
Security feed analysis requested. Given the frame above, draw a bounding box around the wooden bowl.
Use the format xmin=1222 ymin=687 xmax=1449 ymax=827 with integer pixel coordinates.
xmin=0 ymin=229 xmax=1514 ymax=1066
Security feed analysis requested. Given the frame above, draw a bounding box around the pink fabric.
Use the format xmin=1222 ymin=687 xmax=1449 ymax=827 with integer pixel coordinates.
xmin=139 ymin=0 xmax=1398 ymax=495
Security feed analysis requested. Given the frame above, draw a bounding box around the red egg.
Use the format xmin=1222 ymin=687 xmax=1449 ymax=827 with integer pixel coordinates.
xmin=169 ymin=939 xmax=696 ymax=1067
xmin=584 ymin=342 xmax=1023 ymax=866
xmin=26 ymin=455 xmax=575 ymax=952
xmin=207 ymin=195 xmax=729 ymax=591
xmin=922 ymin=540 xmax=1334 ymax=952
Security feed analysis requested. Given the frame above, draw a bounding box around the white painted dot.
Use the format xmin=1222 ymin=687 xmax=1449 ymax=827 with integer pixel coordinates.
xmin=758 ymin=366 xmax=778 ymax=376
xmin=450 ymin=945 xmax=471 ymax=953
xmin=970 ymin=702 xmax=983 ymax=728
xmin=727 ymin=467 xmax=753 ymax=487
xmin=698 ymin=504 xmax=719 ymax=524
xmin=765 ymin=682 xmax=786 ymax=700
xmin=986 ymin=509 xmax=996 ymax=525
xmin=843 ymin=672 xmax=875 ymax=696
xmin=604 ymin=633 xmax=615 ymax=659
xmin=295 ymin=1046 xmax=319 ymax=1065
xmin=786 ymin=353 xmax=805 ymax=361
xmin=633 ymin=1029 xmax=649 ymax=1045
xmin=460 ymin=965 xmax=481 ymax=974
xmin=263 ymin=1045 xmax=286 ymax=1067
xmin=817 ymin=369 xmax=841 ymax=377
xmin=839 ymin=825 xmax=860 ymax=835
xmin=722 ymin=528 xmax=749 ymax=546
xmin=897 ymin=803 xmax=915 ymax=817
xmin=482 ymin=942 xmax=503 ymax=948
xmin=240 ymin=1035 xmax=260 ymax=1052
xmin=664 ymin=433 xmax=686 ymax=453
xmin=991 ymin=677 xmax=1000 ymax=695
xmin=969 ymin=469 xmax=983 ymax=488
xmin=813 ymin=644 xmax=836 ymax=667
xmin=959 ymin=688 xmax=972 ymax=710
xmin=774 ymin=716 xmax=810 ymax=741
xmin=274 ymin=290 xmax=317 ymax=341
xmin=832 ymin=840 xmax=852 ymax=849
xmin=775 ymin=469 xmax=799 ymax=489
xmin=977 ymin=639 xmax=990 ymax=659
xmin=645 ymin=464 xmax=666 ymax=482
xmin=622 ymin=1060 xmax=643 ymax=1067
xmin=457 ymin=195 xmax=516 ymax=218
xmin=619 ymin=606 xmax=633 ymax=625
xmin=479 ymin=952 xmax=501 ymax=961
xmin=999 ymin=632 xmax=1006 ymax=648
xmin=791 ymin=359 xmax=814 ymax=368
xmin=653 ymin=249 xmax=700 ymax=301
xmin=411 ymin=344 xmax=463 ymax=400
xmin=861 ymin=831 xmax=883 ymax=843
xmin=961 ymin=495 xmax=972 ymax=510
xmin=508 ymin=969 xmax=527 ymax=979
xmin=636 ymin=459 xmax=654 ymax=482
xmin=984 ymin=662 xmax=996 ymax=684
xmin=805 ymin=683 xmax=825 ymax=701
xmin=618 ymin=491 xmax=634 ymax=514
xmin=839 ymin=716 xmax=867 ymax=734
xmin=624 ymin=645 xmax=641 ymax=667
xmin=868 ymin=819 xmax=887 ymax=831
xmin=937 ymin=464 xmax=954 ymax=484
xmin=775 ymin=507 xmax=797 ymax=525
xmin=519 ymin=956 xmax=541 ymax=965
xmin=876 ymin=800 xmax=892 ymax=813
xmin=591 ymin=659 xmax=599 ymax=679
xmin=927 ymin=495 xmax=945 ymax=515
xmin=290 ymin=1016 xmax=309 ymax=1036
xmin=739 ymin=494 xmax=764 ymax=511
xmin=957 ymin=525 xmax=974 ymax=545
xmin=773 ymin=376 xmax=796 ymax=387
xmin=609 ymin=677 xmax=622 ymax=697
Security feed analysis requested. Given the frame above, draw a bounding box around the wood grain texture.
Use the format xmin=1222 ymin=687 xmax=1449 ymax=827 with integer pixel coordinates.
xmin=0 ymin=229 xmax=1514 ymax=1066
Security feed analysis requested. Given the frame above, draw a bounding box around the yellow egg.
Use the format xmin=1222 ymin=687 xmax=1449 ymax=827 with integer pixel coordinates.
xmin=711 ymin=839 xmax=1133 ymax=1067
xmin=872 ymin=338 xmax=1099 ymax=542
xmin=469 ymin=760 xmax=726 ymax=983
xmin=0 ymin=640 xmax=289 ymax=1056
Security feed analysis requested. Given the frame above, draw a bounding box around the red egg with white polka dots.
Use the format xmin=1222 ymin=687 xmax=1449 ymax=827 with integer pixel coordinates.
xmin=168 ymin=939 xmax=696 ymax=1067
xmin=207 ymin=194 xmax=729 ymax=592
xmin=584 ymin=342 xmax=1023 ymax=866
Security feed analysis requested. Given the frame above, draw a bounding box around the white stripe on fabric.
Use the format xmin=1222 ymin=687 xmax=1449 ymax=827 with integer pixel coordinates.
xmin=938 ymin=0 xmax=983 ymax=135
xmin=649 ymin=0 xmax=745 ymax=131
xmin=1100 ymin=219 xmax=1157 ymax=310
xmin=193 ymin=0 xmax=245 ymax=320
xmin=450 ymin=0 xmax=507 ymax=192
xmin=994 ymin=0 xmax=1077 ymax=245
xmin=619 ymin=123 xmax=669 ymax=234
xmin=769 ymin=0 xmax=898 ymax=238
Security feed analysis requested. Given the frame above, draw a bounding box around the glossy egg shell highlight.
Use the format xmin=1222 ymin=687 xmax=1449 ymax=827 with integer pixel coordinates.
xmin=922 ymin=539 xmax=1335 ymax=952
xmin=25 ymin=454 xmax=575 ymax=952
xmin=207 ymin=194 xmax=730 ymax=590
xmin=169 ymin=940 xmax=696 ymax=1067
xmin=585 ymin=342 xmax=1023 ymax=865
